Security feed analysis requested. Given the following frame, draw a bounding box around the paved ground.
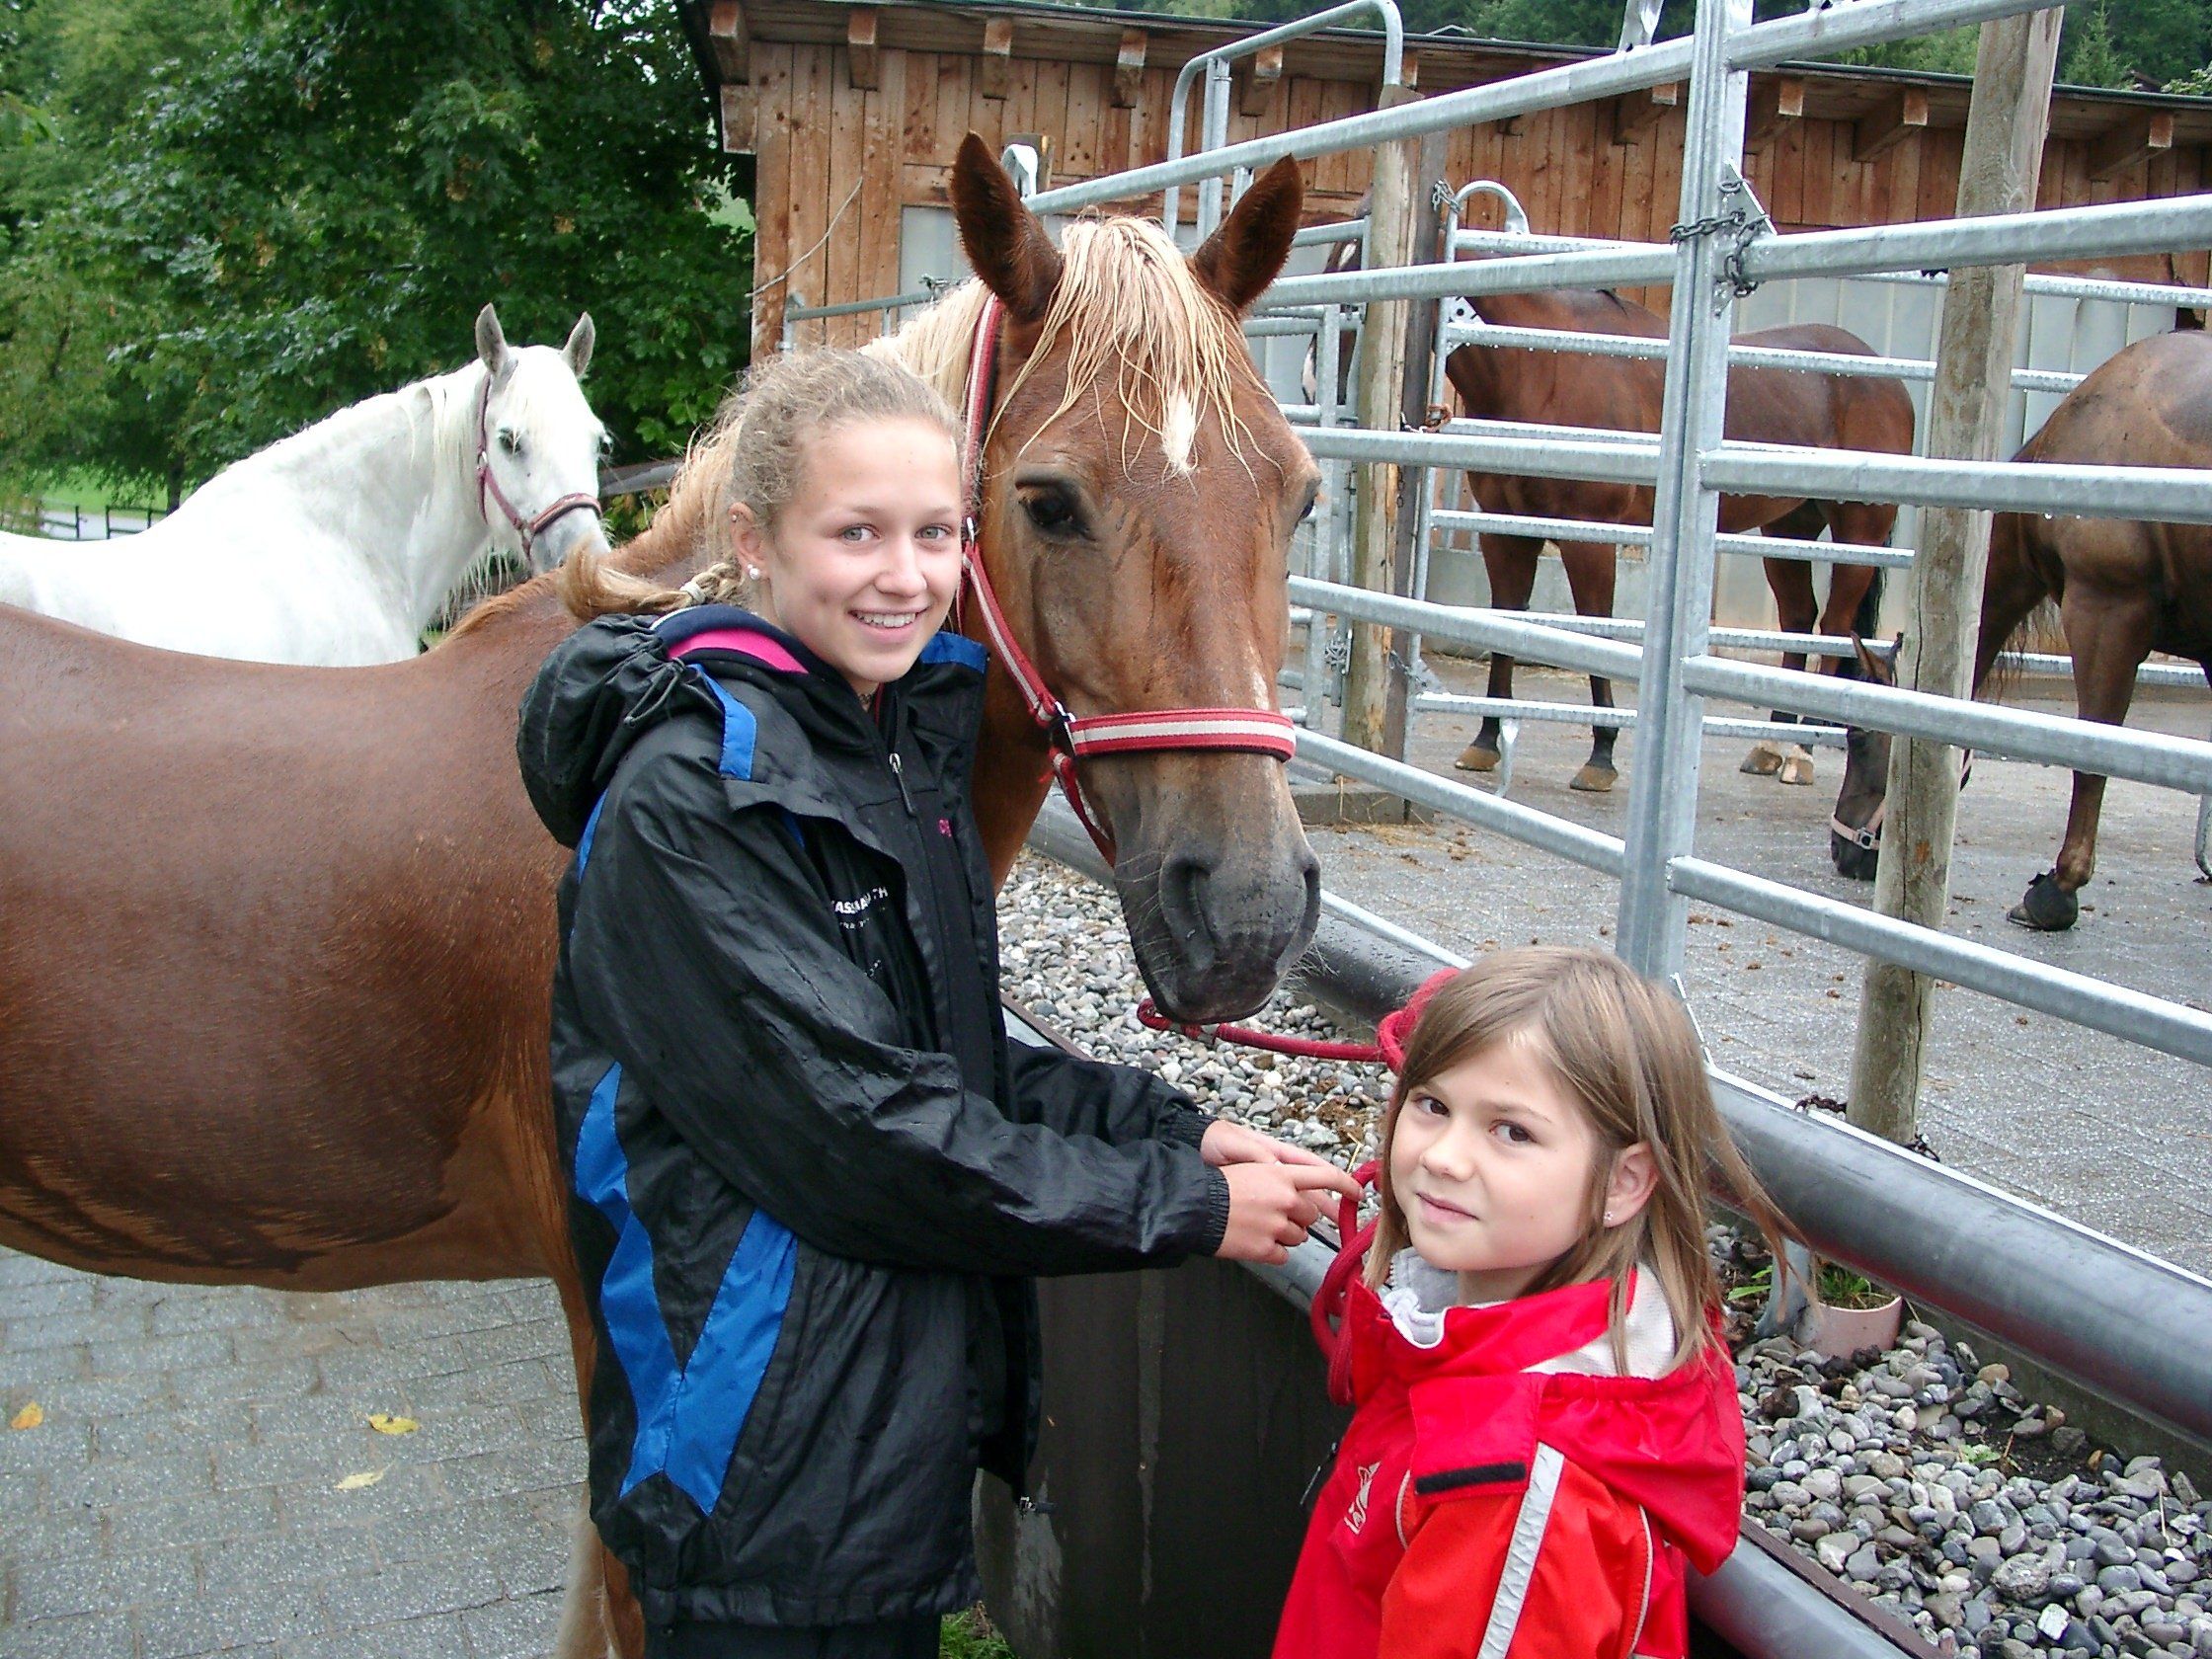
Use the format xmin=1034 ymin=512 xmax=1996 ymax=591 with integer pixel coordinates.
xmin=1309 ymin=652 xmax=2212 ymax=1276
xmin=0 ymin=1258 xmax=578 ymax=1658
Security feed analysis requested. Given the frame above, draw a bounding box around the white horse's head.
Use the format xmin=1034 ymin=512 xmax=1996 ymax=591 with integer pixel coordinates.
xmin=473 ymin=304 xmax=608 ymax=575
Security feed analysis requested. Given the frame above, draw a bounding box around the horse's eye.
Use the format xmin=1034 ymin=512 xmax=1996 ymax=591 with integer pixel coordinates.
xmin=1298 ymin=491 xmax=1320 ymax=524
xmin=498 ymin=430 xmax=522 ymax=456
xmin=1021 ymin=489 xmax=1084 ymax=538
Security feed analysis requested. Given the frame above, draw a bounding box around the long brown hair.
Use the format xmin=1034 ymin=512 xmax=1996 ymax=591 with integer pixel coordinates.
xmin=1367 ymin=947 xmax=1793 ymax=1372
xmin=553 ymin=348 xmax=961 ymax=623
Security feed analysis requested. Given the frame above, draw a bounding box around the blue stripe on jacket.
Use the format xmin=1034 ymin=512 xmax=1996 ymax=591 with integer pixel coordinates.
xmin=568 ymin=671 xmax=794 ymax=1516
xmin=573 ymin=1067 xmax=797 ymax=1514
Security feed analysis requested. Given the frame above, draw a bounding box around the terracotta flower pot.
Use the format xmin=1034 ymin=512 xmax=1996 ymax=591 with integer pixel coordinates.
xmin=1803 ymin=1295 xmax=1905 ymax=1362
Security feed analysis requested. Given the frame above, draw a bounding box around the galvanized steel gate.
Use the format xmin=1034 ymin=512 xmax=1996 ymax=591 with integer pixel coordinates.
xmin=800 ymin=3 xmax=2212 ymax=1651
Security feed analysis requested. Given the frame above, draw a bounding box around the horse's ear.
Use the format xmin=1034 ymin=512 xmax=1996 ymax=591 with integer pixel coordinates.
xmin=1191 ymin=156 xmax=1304 ymax=316
xmin=475 ymin=303 xmax=512 ymax=382
xmin=950 ymin=132 xmax=1062 ymax=324
xmin=564 ymin=313 xmax=595 ymax=378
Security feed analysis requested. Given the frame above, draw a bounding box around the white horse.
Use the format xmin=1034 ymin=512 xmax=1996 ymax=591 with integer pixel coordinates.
xmin=0 ymin=305 xmax=607 ymax=666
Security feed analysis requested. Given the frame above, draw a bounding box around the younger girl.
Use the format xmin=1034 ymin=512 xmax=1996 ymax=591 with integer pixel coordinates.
xmin=1275 ymin=948 xmax=1789 ymax=1659
xmin=519 ymin=349 xmax=1352 ymax=1658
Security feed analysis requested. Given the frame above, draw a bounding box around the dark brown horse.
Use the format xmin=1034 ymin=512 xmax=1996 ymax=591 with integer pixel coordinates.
xmin=1444 ymin=288 xmax=1912 ymax=791
xmin=1314 ymin=223 xmax=1913 ymax=791
xmin=0 ymin=136 xmax=1316 ymax=1656
xmin=1829 ymin=328 xmax=2212 ymax=929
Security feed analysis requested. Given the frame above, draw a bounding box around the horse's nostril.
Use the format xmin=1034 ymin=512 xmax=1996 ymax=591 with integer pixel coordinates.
xmin=1157 ymin=852 xmax=1219 ymax=970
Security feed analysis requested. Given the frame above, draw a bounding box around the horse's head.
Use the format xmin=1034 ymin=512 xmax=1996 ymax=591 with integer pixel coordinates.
xmin=1829 ymin=634 xmax=1894 ymax=882
xmin=472 ymin=304 xmax=608 ymax=575
xmin=925 ymin=134 xmax=1321 ymax=1022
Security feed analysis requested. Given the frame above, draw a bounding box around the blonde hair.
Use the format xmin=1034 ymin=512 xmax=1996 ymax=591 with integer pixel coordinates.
xmin=1367 ymin=947 xmax=1794 ymax=1372
xmin=875 ymin=216 xmax=1259 ymax=477
xmin=556 ymin=349 xmax=960 ymax=621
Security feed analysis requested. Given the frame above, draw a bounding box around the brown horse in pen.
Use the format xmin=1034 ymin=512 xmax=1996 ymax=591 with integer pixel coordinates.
xmin=0 ymin=136 xmax=1316 ymax=1658
xmin=1317 ymin=219 xmax=1915 ymax=791
xmin=1443 ymin=286 xmax=1913 ymax=791
xmin=1829 ymin=328 xmax=2212 ymax=929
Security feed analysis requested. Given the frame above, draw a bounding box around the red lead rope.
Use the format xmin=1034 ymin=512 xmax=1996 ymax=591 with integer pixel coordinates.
xmin=955 ymin=294 xmax=1299 ymax=865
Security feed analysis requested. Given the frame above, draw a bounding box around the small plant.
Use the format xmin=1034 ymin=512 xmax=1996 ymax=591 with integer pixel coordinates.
xmin=1817 ymin=1265 xmax=1896 ymax=1311
xmin=942 ymin=1608 xmax=1016 ymax=1659
xmin=1957 ymin=1442 xmax=2003 ymax=1467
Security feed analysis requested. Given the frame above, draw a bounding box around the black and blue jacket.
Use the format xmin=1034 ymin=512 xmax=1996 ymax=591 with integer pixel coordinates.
xmin=516 ymin=605 xmax=1230 ymax=1628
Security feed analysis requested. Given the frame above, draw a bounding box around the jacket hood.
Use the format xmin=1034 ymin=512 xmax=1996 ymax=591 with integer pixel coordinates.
xmin=1347 ymin=1273 xmax=1744 ymax=1574
xmin=518 ymin=606 xmax=990 ymax=849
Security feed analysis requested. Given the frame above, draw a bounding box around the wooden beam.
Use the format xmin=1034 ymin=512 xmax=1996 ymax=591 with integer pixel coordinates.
xmin=1112 ymin=29 xmax=1146 ymax=109
xmin=845 ymin=8 xmax=878 ymax=92
xmin=1854 ymin=87 xmax=1929 ymax=162
xmin=2090 ymin=111 xmax=2173 ymax=183
xmin=980 ymin=17 xmax=1014 ymax=102
xmin=706 ymin=0 xmax=750 ymax=84
xmin=1239 ymin=44 xmax=1284 ymax=118
xmin=718 ymin=84 xmax=756 ymax=155
xmin=1848 ymin=11 xmax=2063 ymax=1144
xmin=1611 ymin=82 xmax=1681 ymax=145
xmin=1746 ymin=77 xmax=1804 ymax=148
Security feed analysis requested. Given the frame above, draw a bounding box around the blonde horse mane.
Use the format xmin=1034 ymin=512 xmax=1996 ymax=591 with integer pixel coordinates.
xmin=869 ymin=216 xmax=1259 ymax=476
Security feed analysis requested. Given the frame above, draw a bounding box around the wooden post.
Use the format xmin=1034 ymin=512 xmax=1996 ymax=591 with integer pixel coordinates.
xmin=1847 ymin=8 xmax=2064 ymax=1145
xmin=1340 ymin=85 xmax=1420 ymax=756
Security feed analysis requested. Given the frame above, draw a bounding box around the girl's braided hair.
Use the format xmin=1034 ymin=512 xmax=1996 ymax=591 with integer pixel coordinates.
xmin=555 ymin=348 xmax=961 ymax=621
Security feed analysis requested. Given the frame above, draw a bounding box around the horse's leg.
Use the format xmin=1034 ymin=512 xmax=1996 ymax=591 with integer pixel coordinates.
xmin=2010 ymin=590 xmax=2158 ymax=932
xmin=1457 ymin=530 xmax=1540 ymax=774
xmin=1750 ymin=541 xmax=1820 ymax=779
xmin=1972 ymin=514 xmax=2050 ymax=691
xmin=1556 ymin=539 xmax=1620 ymax=793
xmin=551 ymin=1266 xmax=644 ymax=1659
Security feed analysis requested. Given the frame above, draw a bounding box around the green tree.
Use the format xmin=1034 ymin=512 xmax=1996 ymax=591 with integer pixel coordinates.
xmin=1 ymin=0 xmax=750 ymax=496
xmin=2061 ymin=0 xmax=2133 ymax=88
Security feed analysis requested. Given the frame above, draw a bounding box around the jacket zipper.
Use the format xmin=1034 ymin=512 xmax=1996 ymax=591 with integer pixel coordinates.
xmin=886 ymin=749 xmax=916 ymax=818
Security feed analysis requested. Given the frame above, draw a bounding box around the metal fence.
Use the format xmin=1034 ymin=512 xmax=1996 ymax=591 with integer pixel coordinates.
xmin=883 ymin=4 xmax=2212 ymax=1653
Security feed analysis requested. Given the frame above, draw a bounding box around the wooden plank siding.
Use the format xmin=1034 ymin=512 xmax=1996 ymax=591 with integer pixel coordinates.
xmin=708 ymin=4 xmax=2212 ymax=361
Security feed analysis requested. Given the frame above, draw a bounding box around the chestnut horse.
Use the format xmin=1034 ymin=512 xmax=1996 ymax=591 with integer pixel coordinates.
xmin=1316 ymin=226 xmax=1913 ymax=790
xmin=1828 ymin=329 xmax=2212 ymax=929
xmin=0 ymin=137 xmax=1317 ymax=1656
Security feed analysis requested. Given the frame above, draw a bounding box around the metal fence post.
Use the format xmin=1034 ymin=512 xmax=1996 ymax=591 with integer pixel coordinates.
xmin=1614 ymin=0 xmax=1752 ymax=979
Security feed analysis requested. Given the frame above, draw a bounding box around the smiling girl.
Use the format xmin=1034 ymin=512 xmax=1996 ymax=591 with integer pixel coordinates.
xmin=517 ymin=349 xmax=1353 ymax=1658
xmin=1274 ymin=948 xmax=1792 ymax=1659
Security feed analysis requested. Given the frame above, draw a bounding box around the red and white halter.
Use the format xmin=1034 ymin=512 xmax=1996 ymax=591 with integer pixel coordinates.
xmin=956 ymin=293 xmax=1298 ymax=865
xmin=474 ymin=370 xmax=602 ymax=563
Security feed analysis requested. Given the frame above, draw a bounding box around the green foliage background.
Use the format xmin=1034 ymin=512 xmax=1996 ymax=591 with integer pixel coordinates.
xmin=0 ymin=0 xmax=751 ymax=497
xmin=2 ymin=0 xmax=2203 ymax=500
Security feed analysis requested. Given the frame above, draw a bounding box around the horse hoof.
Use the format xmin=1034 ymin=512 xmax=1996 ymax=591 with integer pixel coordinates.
xmin=2007 ymin=871 xmax=2079 ymax=931
xmin=1569 ymin=763 xmax=1618 ymax=794
xmin=1777 ymin=750 xmax=1816 ymax=787
xmin=1740 ymin=741 xmax=1784 ymax=776
xmin=1456 ymin=744 xmax=1501 ymax=774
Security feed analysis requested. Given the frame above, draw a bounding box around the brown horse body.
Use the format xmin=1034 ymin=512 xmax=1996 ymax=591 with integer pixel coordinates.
xmin=1831 ymin=329 xmax=2212 ymax=926
xmin=0 ymin=138 xmax=1316 ymax=1655
xmin=1442 ymin=285 xmax=1914 ymax=790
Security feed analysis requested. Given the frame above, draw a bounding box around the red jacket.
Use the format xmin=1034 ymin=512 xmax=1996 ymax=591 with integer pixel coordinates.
xmin=1274 ymin=1265 xmax=1744 ymax=1659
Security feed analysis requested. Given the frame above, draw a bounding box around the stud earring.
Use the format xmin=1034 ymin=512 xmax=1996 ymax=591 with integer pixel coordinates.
xmin=1604 ymin=1211 xmax=1617 ymax=1225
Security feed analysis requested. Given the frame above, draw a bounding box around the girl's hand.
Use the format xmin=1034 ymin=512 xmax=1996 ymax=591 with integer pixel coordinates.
xmin=1200 ymin=1118 xmax=1341 ymax=1173
xmin=1215 ymin=1162 xmax=1364 ymax=1265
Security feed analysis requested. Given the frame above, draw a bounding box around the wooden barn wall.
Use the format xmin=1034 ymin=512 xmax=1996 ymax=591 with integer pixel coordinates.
xmin=742 ymin=41 xmax=2210 ymax=359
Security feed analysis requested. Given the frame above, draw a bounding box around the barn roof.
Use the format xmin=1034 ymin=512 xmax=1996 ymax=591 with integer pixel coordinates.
xmin=684 ymin=0 xmax=2212 ymax=150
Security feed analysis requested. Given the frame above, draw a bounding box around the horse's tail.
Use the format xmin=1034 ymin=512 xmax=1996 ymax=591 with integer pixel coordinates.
xmin=1852 ymin=564 xmax=1885 ymax=640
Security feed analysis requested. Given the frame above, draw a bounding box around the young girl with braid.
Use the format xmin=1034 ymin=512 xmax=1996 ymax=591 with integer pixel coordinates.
xmin=517 ymin=348 xmax=1354 ymax=1658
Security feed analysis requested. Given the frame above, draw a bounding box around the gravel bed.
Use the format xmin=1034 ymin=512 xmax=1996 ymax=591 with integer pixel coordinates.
xmin=995 ymin=853 xmax=2212 ymax=1659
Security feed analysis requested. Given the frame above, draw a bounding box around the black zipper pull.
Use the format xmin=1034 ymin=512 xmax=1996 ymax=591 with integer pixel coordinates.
xmin=887 ymin=750 xmax=916 ymax=818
